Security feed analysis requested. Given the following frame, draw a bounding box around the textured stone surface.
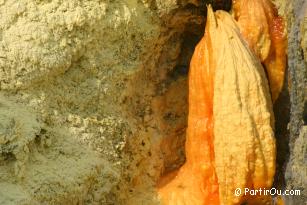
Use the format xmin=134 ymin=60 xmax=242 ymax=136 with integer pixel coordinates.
xmin=0 ymin=0 xmax=305 ymax=204
xmin=285 ymin=126 xmax=307 ymax=204
xmin=284 ymin=0 xmax=307 ymax=204
xmin=0 ymin=0 xmax=214 ymax=204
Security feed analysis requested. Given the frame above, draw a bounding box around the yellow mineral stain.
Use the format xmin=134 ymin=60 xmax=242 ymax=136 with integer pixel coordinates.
xmin=233 ymin=0 xmax=287 ymax=102
xmin=158 ymin=5 xmax=276 ymax=205
xmin=157 ymin=5 xmax=219 ymax=205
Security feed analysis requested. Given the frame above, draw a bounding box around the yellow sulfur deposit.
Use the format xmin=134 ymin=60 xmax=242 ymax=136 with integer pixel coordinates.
xmin=212 ymin=8 xmax=276 ymax=205
xmin=232 ymin=0 xmax=287 ymax=102
xmin=157 ymin=5 xmax=220 ymax=205
xmin=158 ymin=5 xmax=276 ymax=205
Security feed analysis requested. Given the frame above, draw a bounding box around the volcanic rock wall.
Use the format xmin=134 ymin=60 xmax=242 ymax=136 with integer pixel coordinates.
xmin=281 ymin=0 xmax=307 ymax=204
xmin=0 ymin=0 xmax=305 ymax=204
xmin=0 ymin=0 xmax=207 ymax=204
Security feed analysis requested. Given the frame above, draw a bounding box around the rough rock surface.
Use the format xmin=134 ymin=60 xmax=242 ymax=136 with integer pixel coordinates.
xmin=285 ymin=126 xmax=307 ymax=204
xmin=274 ymin=0 xmax=306 ymax=203
xmin=0 ymin=0 xmax=305 ymax=204
xmin=282 ymin=0 xmax=307 ymax=204
xmin=0 ymin=0 xmax=210 ymax=204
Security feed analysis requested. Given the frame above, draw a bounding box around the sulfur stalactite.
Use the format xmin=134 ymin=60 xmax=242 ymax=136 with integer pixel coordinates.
xmin=158 ymin=4 xmax=278 ymax=205
xmin=157 ymin=5 xmax=220 ymax=205
xmin=232 ymin=0 xmax=287 ymax=103
xmin=212 ymin=9 xmax=275 ymax=205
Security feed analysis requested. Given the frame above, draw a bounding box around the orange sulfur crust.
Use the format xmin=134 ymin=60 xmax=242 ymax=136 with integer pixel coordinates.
xmin=212 ymin=9 xmax=275 ymax=205
xmin=157 ymin=6 xmax=220 ymax=205
xmin=232 ymin=0 xmax=287 ymax=102
xmin=158 ymin=5 xmax=276 ymax=205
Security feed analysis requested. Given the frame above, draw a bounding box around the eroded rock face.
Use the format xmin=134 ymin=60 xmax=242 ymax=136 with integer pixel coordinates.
xmin=300 ymin=2 xmax=307 ymax=63
xmin=283 ymin=0 xmax=307 ymax=204
xmin=0 ymin=0 xmax=305 ymax=204
xmin=0 ymin=0 xmax=211 ymax=204
xmin=0 ymin=95 xmax=115 ymax=205
xmin=285 ymin=126 xmax=307 ymax=204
